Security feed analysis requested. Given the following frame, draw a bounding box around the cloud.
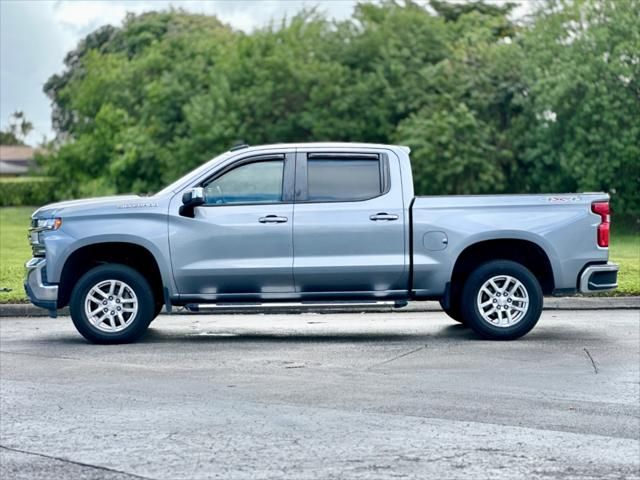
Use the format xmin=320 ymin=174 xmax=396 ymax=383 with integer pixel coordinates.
xmin=53 ymin=1 xmax=139 ymax=34
xmin=1 ymin=1 xmax=78 ymax=144
xmin=1 ymin=0 xmax=357 ymax=144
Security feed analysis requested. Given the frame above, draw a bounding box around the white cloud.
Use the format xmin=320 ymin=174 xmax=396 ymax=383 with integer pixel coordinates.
xmin=1 ymin=1 xmax=78 ymax=144
xmin=53 ymin=1 xmax=139 ymax=33
xmin=1 ymin=0 xmax=357 ymax=144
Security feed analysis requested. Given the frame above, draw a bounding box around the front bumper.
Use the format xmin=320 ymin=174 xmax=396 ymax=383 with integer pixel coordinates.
xmin=24 ymin=258 xmax=59 ymax=312
xmin=579 ymin=262 xmax=619 ymax=293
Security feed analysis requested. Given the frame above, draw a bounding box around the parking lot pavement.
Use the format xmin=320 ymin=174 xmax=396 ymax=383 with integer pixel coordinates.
xmin=1 ymin=310 xmax=638 ymax=480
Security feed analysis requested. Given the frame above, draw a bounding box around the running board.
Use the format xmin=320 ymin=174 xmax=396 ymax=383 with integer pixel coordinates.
xmin=185 ymin=300 xmax=407 ymax=312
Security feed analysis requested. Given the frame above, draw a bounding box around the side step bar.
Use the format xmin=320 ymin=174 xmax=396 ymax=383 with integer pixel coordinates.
xmin=185 ymin=300 xmax=408 ymax=312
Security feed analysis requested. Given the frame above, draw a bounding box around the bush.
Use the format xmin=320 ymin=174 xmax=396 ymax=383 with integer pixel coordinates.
xmin=0 ymin=177 xmax=61 ymax=207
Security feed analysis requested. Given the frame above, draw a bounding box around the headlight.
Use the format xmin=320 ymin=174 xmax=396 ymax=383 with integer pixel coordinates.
xmin=29 ymin=218 xmax=62 ymax=256
xmin=36 ymin=218 xmax=62 ymax=231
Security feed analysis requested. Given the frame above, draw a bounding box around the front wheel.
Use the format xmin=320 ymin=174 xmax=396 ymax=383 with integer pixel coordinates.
xmin=460 ymin=260 xmax=543 ymax=340
xmin=439 ymin=298 xmax=466 ymax=325
xmin=69 ymin=264 xmax=154 ymax=344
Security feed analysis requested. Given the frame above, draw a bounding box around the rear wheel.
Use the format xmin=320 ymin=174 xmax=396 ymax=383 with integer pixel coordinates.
xmin=70 ymin=264 xmax=154 ymax=344
xmin=461 ymin=260 xmax=543 ymax=340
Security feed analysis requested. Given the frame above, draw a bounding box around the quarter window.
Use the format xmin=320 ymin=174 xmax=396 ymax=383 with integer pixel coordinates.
xmin=203 ymin=160 xmax=284 ymax=205
xmin=307 ymin=158 xmax=383 ymax=202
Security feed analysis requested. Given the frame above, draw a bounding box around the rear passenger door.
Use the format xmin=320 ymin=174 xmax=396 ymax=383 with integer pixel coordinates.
xmin=292 ymin=149 xmax=408 ymax=296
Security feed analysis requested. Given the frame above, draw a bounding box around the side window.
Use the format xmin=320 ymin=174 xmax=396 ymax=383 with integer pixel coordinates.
xmin=307 ymin=158 xmax=383 ymax=202
xmin=203 ymin=160 xmax=284 ymax=205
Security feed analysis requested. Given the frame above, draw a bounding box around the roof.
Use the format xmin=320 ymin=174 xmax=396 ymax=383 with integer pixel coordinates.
xmin=0 ymin=145 xmax=35 ymax=161
xmin=0 ymin=160 xmax=29 ymax=175
xmin=0 ymin=145 xmax=39 ymax=175
xmin=230 ymin=142 xmax=410 ymax=154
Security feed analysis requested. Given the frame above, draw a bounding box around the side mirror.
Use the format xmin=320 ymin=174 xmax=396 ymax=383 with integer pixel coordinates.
xmin=179 ymin=187 xmax=205 ymax=217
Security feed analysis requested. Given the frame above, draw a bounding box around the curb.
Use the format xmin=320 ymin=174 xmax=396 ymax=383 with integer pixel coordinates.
xmin=1 ymin=296 xmax=638 ymax=318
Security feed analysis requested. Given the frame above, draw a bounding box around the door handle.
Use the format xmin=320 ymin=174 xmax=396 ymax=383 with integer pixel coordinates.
xmin=369 ymin=213 xmax=399 ymax=221
xmin=259 ymin=215 xmax=288 ymax=223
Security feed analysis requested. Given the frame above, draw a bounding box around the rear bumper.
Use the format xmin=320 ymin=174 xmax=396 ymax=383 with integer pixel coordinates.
xmin=579 ymin=262 xmax=619 ymax=293
xmin=24 ymin=257 xmax=58 ymax=312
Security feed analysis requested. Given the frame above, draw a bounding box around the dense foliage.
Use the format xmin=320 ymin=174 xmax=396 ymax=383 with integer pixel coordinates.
xmin=0 ymin=177 xmax=61 ymax=207
xmin=40 ymin=0 xmax=639 ymax=216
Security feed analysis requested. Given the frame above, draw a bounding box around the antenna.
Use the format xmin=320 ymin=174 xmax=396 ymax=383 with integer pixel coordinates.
xmin=230 ymin=142 xmax=249 ymax=151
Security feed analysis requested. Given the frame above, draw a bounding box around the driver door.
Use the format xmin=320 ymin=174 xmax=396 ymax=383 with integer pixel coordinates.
xmin=168 ymin=152 xmax=295 ymax=298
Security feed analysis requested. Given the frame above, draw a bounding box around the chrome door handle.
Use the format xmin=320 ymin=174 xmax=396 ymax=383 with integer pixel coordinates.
xmin=369 ymin=213 xmax=399 ymax=221
xmin=259 ymin=215 xmax=288 ymax=223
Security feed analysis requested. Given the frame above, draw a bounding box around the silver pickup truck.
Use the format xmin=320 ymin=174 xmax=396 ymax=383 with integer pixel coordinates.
xmin=25 ymin=143 xmax=618 ymax=343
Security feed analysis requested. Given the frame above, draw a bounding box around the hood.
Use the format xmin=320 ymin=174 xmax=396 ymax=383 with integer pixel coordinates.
xmin=33 ymin=195 xmax=145 ymax=218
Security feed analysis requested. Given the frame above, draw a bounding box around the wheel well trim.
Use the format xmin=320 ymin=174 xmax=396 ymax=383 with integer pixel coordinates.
xmin=449 ymin=232 xmax=560 ymax=289
xmin=55 ymin=235 xmax=175 ymax=296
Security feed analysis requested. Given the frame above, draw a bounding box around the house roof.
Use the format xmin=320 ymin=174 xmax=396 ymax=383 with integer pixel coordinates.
xmin=0 ymin=160 xmax=29 ymax=175
xmin=0 ymin=145 xmax=35 ymax=162
xmin=0 ymin=145 xmax=41 ymax=175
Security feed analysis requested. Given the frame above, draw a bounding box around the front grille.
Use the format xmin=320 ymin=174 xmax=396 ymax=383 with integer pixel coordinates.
xmin=32 ymin=244 xmax=46 ymax=257
xmin=28 ymin=223 xmax=45 ymax=257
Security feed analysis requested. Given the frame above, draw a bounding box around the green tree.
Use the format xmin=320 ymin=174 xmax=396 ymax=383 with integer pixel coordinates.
xmin=396 ymin=102 xmax=501 ymax=195
xmin=42 ymin=11 xmax=235 ymax=195
xmin=38 ymin=1 xmax=640 ymax=217
xmin=0 ymin=111 xmax=34 ymax=145
xmin=514 ymin=0 xmax=640 ymax=216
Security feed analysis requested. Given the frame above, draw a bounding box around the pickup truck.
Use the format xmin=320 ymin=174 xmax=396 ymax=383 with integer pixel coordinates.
xmin=25 ymin=143 xmax=619 ymax=343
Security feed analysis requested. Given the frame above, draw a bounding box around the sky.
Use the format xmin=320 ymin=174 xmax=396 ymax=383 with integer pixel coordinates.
xmin=0 ymin=0 xmax=528 ymax=146
xmin=0 ymin=0 xmax=357 ymax=145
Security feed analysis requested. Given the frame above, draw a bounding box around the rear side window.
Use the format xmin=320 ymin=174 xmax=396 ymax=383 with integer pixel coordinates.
xmin=307 ymin=158 xmax=383 ymax=202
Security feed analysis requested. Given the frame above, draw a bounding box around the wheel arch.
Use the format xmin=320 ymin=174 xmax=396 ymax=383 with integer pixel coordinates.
xmin=449 ymin=238 xmax=556 ymax=298
xmin=57 ymin=241 xmax=166 ymax=309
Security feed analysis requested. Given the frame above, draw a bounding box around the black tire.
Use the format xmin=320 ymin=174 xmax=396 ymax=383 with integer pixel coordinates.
xmin=439 ymin=298 xmax=466 ymax=324
xmin=69 ymin=264 xmax=154 ymax=344
xmin=149 ymin=302 xmax=164 ymax=324
xmin=460 ymin=260 xmax=543 ymax=340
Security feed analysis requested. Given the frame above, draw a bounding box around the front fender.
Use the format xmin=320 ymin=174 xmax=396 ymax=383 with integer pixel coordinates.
xmin=47 ymin=231 xmax=176 ymax=297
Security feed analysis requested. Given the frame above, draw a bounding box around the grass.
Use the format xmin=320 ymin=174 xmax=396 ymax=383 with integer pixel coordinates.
xmin=0 ymin=206 xmax=638 ymax=303
xmin=0 ymin=207 xmax=33 ymax=303
xmin=609 ymin=230 xmax=640 ymax=296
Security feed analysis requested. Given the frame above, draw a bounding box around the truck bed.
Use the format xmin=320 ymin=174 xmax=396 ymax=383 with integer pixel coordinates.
xmin=410 ymin=193 xmax=610 ymax=297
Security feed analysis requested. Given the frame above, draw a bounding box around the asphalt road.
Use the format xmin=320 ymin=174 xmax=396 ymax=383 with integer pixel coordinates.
xmin=1 ymin=310 xmax=639 ymax=480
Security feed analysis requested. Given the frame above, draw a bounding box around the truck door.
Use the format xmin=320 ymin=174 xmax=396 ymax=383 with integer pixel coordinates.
xmin=169 ymin=152 xmax=295 ymax=297
xmin=292 ymin=149 xmax=408 ymax=296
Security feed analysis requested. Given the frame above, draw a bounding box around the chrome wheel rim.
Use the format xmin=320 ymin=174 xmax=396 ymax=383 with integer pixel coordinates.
xmin=476 ymin=275 xmax=529 ymax=328
xmin=84 ymin=280 xmax=138 ymax=333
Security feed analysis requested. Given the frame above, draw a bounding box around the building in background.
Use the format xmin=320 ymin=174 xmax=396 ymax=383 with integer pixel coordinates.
xmin=0 ymin=145 xmax=38 ymax=176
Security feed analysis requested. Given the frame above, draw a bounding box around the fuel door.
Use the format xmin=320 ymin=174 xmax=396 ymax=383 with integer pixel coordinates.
xmin=423 ymin=231 xmax=448 ymax=251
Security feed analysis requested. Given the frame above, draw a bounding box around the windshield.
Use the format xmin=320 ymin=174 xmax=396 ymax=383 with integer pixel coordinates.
xmin=153 ymin=150 xmax=234 ymax=197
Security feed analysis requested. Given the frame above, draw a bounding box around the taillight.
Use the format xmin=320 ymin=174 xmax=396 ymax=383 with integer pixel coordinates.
xmin=591 ymin=201 xmax=610 ymax=247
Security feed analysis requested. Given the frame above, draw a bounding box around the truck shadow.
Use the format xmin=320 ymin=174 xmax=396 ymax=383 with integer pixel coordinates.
xmin=137 ymin=323 xmax=608 ymax=344
xmin=45 ymin=321 xmax=604 ymax=345
xmin=139 ymin=323 xmax=487 ymax=344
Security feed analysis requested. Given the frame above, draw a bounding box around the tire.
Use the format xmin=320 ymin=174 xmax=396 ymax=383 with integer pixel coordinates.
xmin=149 ymin=302 xmax=164 ymax=324
xmin=460 ymin=260 xmax=543 ymax=340
xmin=439 ymin=298 xmax=466 ymax=324
xmin=69 ymin=264 xmax=154 ymax=344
